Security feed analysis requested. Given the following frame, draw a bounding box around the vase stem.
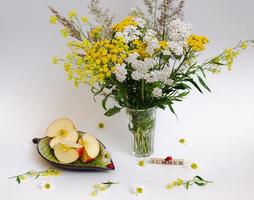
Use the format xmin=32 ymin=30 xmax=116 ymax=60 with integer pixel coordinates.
xmin=126 ymin=107 xmax=156 ymax=157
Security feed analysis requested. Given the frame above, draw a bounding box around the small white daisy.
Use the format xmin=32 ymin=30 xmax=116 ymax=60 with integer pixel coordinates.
xmin=39 ymin=181 xmax=55 ymax=191
xmin=136 ymin=159 xmax=147 ymax=169
xmin=130 ymin=184 xmax=145 ymax=196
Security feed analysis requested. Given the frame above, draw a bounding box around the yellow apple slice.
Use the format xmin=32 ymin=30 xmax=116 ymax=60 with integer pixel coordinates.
xmin=46 ymin=118 xmax=76 ymax=138
xmin=54 ymin=143 xmax=80 ymax=164
xmin=80 ymin=134 xmax=100 ymax=163
xmin=48 ymin=127 xmax=79 ymax=149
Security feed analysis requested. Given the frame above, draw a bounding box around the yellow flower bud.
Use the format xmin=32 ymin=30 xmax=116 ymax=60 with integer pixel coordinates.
xmin=95 ymin=59 xmax=101 ymax=65
xmin=81 ymin=16 xmax=88 ymax=23
xmin=60 ymin=28 xmax=69 ymax=38
xmin=51 ymin=56 xmax=59 ymax=64
xmin=49 ymin=15 xmax=58 ymax=24
xmin=68 ymin=9 xmax=77 ymax=19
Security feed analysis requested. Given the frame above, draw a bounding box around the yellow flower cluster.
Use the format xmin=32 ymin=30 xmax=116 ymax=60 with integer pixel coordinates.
xmin=68 ymin=9 xmax=77 ymax=19
xmin=187 ymin=34 xmax=209 ymax=51
xmin=59 ymin=37 xmax=129 ymax=86
xmin=112 ymin=16 xmax=138 ymax=32
xmin=60 ymin=28 xmax=69 ymax=38
xmin=84 ymin=38 xmax=129 ymax=82
xmin=90 ymin=26 xmax=102 ymax=40
xmin=222 ymin=48 xmax=240 ymax=70
xmin=67 ymin=39 xmax=90 ymax=51
xmin=81 ymin=16 xmax=88 ymax=24
xmin=166 ymin=178 xmax=184 ymax=190
xmin=159 ymin=41 xmax=169 ymax=49
xmin=131 ymin=39 xmax=149 ymax=58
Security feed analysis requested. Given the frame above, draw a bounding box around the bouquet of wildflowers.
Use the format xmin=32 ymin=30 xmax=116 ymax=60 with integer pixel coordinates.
xmin=50 ymin=0 xmax=253 ymax=117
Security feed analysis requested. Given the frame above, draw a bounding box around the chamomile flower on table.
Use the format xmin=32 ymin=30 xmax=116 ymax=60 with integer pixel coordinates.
xmin=135 ymin=158 xmax=148 ymax=169
xmin=182 ymin=161 xmax=199 ymax=170
xmin=39 ymin=181 xmax=55 ymax=191
xmin=130 ymin=184 xmax=146 ymax=196
xmin=98 ymin=122 xmax=105 ymax=129
xmin=191 ymin=163 xmax=199 ymax=170
xmin=178 ymin=138 xmax=186 ymax=145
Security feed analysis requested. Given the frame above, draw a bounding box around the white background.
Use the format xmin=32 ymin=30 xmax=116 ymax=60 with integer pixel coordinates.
xmin=0 ymin=0 xmax=254 ymax=199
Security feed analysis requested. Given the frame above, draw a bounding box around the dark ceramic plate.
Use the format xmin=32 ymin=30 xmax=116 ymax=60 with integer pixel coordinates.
xmin=33 ymin=131 xmax=115 ymax=171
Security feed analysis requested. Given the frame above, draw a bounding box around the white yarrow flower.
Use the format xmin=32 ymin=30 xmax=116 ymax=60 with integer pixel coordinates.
xmin=152 ymin=87 xmax=163 ymax=98
xmin=113 ymin=63 xmax=128 ymax=82
xmin=134 ymin=17 xmax=146 ymax=28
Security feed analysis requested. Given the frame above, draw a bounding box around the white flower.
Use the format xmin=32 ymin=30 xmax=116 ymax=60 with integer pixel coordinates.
xmin=162 ymin=49 xmax=171 ymax=56
xmin=164 ymin=78 xmax=174 ymax=86
xmin=39 ymin=181 xmax=55 ymax=191
xmin=113 ymin=63 xmax=128 ymax=82
xmin=136 ymin=159 xmax=146 ymax=168
xmin=134 ymin=17 xmax=146 ymax=28
xmin=168 ymin=18 xmax=192 ymax=42
xmin=169 ymin=41 xmax=184 ymax=56
xmin=131 ymin=71 xmax=144 ymax=81
xmin=130 ymin=185 xmax=145 ymax=196
xmin=143 ymin=29 xmax=160 ymax=55
xmin=126 ymin=52 xmax=139 ymax=64
xmin=115 ymin=25 xmax=141 ymax=43
xmin=152 ymin=87 xmax=163 ymax=98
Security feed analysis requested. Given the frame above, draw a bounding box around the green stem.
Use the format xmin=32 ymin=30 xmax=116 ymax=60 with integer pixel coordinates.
xmin=141 ymin=79 xmax=145 ymax=104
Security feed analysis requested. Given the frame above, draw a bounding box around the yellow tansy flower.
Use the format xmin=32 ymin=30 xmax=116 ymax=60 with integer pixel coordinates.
xmin=49 ymin=15 xmax=58 ymax=24
xmin=187 ymin=34 xmax=209 ymax=51
xmin=81 ymin=16 xmax=88 ymax=23
xmin=60 ymin=28 xmax=69 ymax=38
xmin=68 ymin=9 xmax=77 ymax=19
xmin=240 ymin=41 xmax=247 ymax=50
xmin=51 ymin=56 xmax=59 ymax=64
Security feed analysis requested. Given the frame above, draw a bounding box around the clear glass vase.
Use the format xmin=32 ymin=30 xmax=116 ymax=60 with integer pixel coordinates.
xmin=126 ymin=107 xmax=156 ymax=157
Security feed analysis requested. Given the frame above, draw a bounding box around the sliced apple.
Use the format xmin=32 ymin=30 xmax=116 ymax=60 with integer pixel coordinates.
xmin=59 ymin=141 xmax=84 ymax=157
xmin=79 ymin=134 xmax=100 ymax=163
xmin=54 ymin=143 xmax=80 ymax=164
xmin=48 ymin=127 xmax=79 ymax=148
xmin=49 ymin=137 xmax=61 ymax=149
xmin=46 ymin=118 xmax=76 ymax=138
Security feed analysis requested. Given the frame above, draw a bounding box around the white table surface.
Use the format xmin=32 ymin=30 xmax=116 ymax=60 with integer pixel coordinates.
xmin=1 ymin=0 xmax=254 ymax=199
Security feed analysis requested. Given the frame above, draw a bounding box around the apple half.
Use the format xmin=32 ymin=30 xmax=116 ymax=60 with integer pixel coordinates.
xmin=46 ymin=118 xmax=79 ymax=148
xmin=79 ymin=134 xmax=100 ymax=163
xmin=54 ymin=142 xmax=84 ymax=164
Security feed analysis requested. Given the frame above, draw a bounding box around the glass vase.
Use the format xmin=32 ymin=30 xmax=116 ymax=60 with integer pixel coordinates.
xmin=126 ymin=107 xmax=156 ymax=157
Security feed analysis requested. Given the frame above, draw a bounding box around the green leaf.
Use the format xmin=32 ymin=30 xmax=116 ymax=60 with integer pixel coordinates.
xmin=35 ymin=174 xmax=40 ymax=179
xmin=104 ymin=106 xmax=121 ymax=116
xmin=173 ymin=83 xmax=191 ymax=90
xmin=16 ymin=177 xmax=21 ymax=184
xmin=185 ymin=181 xmax=190 ymax=190
xmin=194 ymin=181 xmax=206 ymax=186
xmin=186 ymin=78 xmax=203 ymax=93
xmin=212 ymin=61 xmax=224 ymax=66
xmin=194 ymin=176 xmax=204 ymax=181
xmin=102 ymin=94 xmax=111 ymax=110
xmin=200 ymin=67 xmax=206 ymax=78
xmin=167 ymin=103 xmax=178 ymax=119
xmin=197 ymin=75 xmax=211 ymax=92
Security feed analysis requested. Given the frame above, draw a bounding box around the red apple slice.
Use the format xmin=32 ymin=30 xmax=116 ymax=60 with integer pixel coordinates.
xmin=54 ymin=143 xmax=79 ymax=164
xmin=59 ymin=141 xmax=84 ymax=157
xmin=46 ymin=118 xmax=76 ymax=138
xmin=80 ymin=134 xmax=100 ymax=163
